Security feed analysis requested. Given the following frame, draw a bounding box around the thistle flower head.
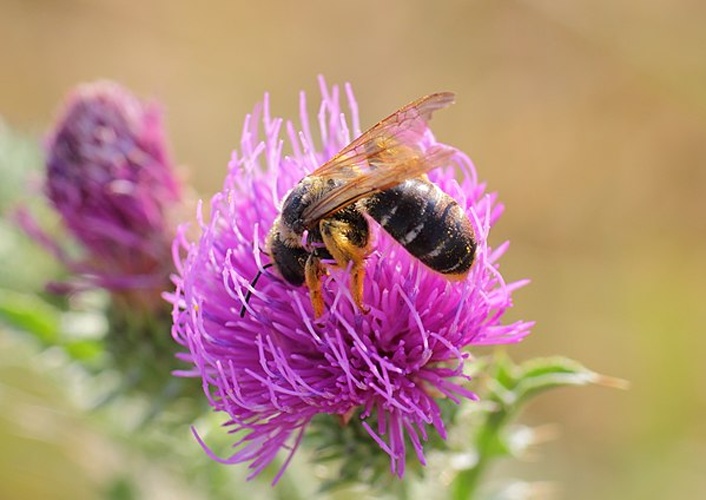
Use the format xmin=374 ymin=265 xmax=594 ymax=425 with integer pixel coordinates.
xmin=41 ymin=80 xmax=181 ymax=305
xmin=11 ymin=81 xmax=200 ymax=413
xmin=169 ymin=78 xmax=532 ymax=482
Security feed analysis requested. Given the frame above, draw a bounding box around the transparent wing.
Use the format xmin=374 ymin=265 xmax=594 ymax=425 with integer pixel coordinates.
xmin=301 ymin=92 xmax=456 ymax=225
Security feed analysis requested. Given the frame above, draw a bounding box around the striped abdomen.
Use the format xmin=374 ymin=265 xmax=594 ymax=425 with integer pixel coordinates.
xmin=364 ymin=178 xmax=476 ymax=277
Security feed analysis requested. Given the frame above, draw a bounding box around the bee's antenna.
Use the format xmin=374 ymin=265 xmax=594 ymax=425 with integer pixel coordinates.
xmin=240 ymin=263 xmax=274 ymax=317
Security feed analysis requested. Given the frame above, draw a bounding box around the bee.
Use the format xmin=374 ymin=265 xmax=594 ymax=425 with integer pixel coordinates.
xmin=241 ymin=92 xmax=477 ymax=319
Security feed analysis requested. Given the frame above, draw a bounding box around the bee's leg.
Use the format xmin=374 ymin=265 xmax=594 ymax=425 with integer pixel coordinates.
xmin=304 ymin=254 xmax=326 ymax=318
xmin=351 ymin=263 xmax=368 ymax=314
xmin=320 ymin=219 xmax=370 ymax=314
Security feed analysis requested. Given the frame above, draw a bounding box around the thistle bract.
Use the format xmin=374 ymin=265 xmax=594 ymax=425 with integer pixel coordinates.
xmin=169 ymin=78 xmax=532 ymax=482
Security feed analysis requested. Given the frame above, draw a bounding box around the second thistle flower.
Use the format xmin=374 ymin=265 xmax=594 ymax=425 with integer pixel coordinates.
xmin=43 ymin=81 xmax=182 ymax=310
xmin=17 ymin=81 xmax=195 ymax=406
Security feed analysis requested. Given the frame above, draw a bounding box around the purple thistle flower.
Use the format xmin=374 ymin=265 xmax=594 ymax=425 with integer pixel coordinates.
xmin=168 ymin=77 xmax=532 ymax=482
xmin=18 ymin=81 xmax=182 ymax=309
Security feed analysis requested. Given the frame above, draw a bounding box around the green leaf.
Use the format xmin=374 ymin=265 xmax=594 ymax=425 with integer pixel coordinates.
xmin=0 ymin=288 xmax=61 ymax=343
xmin=64 ymin=339 xmax=104 ymax=362
xmin=515 ymin=356 xmax=629 ymax=405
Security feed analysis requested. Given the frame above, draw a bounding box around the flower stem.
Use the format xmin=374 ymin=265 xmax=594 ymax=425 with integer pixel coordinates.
xmin=451 ymin=406 xmax=510 ymax=499
xmin=397 ymin=478 xmax=410 ymax=500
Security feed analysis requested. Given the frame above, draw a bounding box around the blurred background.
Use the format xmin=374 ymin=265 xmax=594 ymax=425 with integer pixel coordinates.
xmin=1 ymin=0 xmax=705 ymax=498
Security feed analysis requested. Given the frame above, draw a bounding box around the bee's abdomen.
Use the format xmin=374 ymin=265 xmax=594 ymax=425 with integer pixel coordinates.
xmin=365 ymin=178 xmax=476 ymax=276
